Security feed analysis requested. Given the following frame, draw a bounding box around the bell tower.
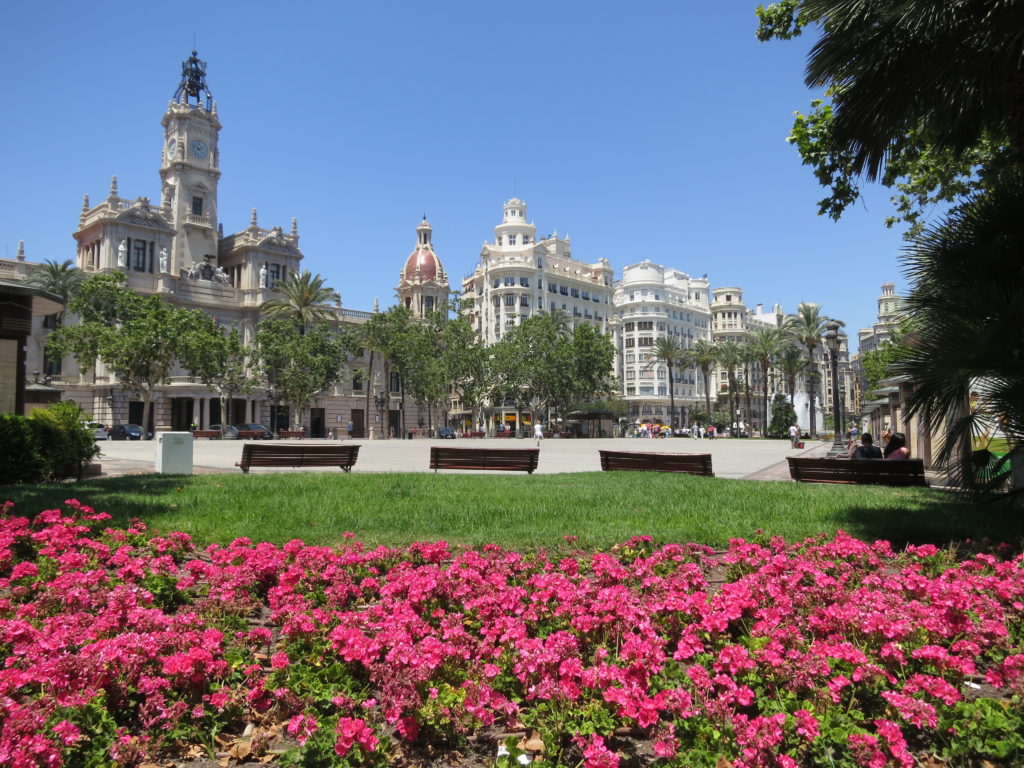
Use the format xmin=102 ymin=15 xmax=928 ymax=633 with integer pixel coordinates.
xmin=159 ymin=50 xmax=222 ymax=275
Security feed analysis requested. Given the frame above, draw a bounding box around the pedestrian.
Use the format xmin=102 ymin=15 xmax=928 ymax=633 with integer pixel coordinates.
xmin=534 ymin=421 xmax=544 ymax=446
xmin=789 ymin=422 xmax=800 ymax=449
xmin=699 ymin=425 xmax=706 ymax=439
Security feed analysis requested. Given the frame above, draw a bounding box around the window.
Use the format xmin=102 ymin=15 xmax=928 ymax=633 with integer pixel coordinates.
xmin=625 ymin=370 xmax=635 ymax=380
xmin=424 ymin=296 xmax=434 ymax=309
xmin=638 ymin=352 xmax=649 ymax=362
xmin=657 ymin=369 xmax=666 ymax=379
xmin=504 ymin=276 xmax=515 ymax=286
xmin=570 ymin=288 xmax=579 ymax=298
xmin=625 ymin=353 xmax=635 ymax=363
xmin=43 ymin=346 xmax=62 ymax=377
xmin=637 ymin=321 xmax=654 ymax=331
xmin=493 ymin=279 xmax=500 ymax=288
xmin=625 ymin=322 xmax=635 ymax=331
xmin=390 ymin=373 xmax=401 ymax=393
xmin=625 ymin=338 xmax=635 ymax=348
xmin=559 ymin=286 xmax=568 ymax=295
xmin=191 ymin=197 xmax=204 ymax=216
xmin=492 ymin=297 xmax=501 ymax=308
xmin=658 ymin=386 xmax=667 ymax=395
xmin=504 ymin=295 xmax=516 ymax=306
xmin=269 ymin=264 xmax=281 ymax=287
xmin=508 ymin=234 xmax=517 ymax=245
xmin=548 ymin=283 xmax=557 ymax=293
xmin=520 ymin=296 xmax=529 ymax=307
xmin=581 ymin=290 xmax=589 ymax=300
xmin=352 ymin=371 xmax=364 ymax=391
xmin=132 ymin=240 xmax=148 ymax=272
xmin=520 ymin=277 xmax=529 ymax=287
xmin=626 ymin=386 xmax=636 ymax=396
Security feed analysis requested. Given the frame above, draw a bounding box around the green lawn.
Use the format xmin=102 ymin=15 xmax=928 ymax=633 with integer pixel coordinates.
xmin=3 ymin=472 xmax=1021 ymax=550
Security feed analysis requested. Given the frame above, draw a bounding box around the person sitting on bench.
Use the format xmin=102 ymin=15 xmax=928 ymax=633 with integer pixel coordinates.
xmin=847 ymin=432 xmax=883 ymax=460
xmin=883 ymin=432 xmax=911 ymax=461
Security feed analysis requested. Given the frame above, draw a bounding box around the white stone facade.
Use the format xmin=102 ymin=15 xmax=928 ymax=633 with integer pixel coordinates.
xmin=612 ymin=261 xmax=711 ymax=425
xmin=461 ymin=199 xmax=614 ymax=343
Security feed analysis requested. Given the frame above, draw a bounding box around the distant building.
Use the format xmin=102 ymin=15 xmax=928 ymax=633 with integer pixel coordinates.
xmin=397 ymin=217 xmax=449 ymax=319
xmin=612 ymin=261 xmax=711 ymax=427
xmin=459 ymin=198 xmax=614 ymax=432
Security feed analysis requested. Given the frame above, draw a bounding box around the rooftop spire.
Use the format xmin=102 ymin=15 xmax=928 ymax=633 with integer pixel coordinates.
xmin=16 ymin=240 xmax=25 ymax=261
xmin=174 ymin=50 xmax=213 ymax=109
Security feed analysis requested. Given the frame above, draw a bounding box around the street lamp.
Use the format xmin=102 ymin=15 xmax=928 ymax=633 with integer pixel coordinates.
xmin=823 ymin=320 xmax=846 ymax=457
xmin=373 ymin=390 xmax=389 ymax=439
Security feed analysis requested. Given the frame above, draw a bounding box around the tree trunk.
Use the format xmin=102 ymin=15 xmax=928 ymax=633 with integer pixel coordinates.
xmin=668 ymin=363 xmax=677 ymax=429
xmin=141 ymin=387 xmax=153 ymax=440
xmin=364 ymin=351 xmax=374 ymax=437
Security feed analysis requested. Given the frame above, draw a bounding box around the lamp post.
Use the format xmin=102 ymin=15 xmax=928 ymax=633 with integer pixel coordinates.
xmin=823 ymin=320 xmax=846 ymax=457
xmin=373 ymin=390 xmax=388 ymax=439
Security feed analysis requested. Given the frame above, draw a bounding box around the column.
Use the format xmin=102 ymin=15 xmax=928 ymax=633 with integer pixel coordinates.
xmin=192 ymin=398 xmax=201 ymax=430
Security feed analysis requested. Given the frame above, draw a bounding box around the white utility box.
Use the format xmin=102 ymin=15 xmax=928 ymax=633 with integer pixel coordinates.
xmin=155 ymin=431 xmax=194 ymax=475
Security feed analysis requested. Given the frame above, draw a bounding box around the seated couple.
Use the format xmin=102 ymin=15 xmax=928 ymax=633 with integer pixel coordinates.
xmin=847 ymin=431 xmax=911 ymax=460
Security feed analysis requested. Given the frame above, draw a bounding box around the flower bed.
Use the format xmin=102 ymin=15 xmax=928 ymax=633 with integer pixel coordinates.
xmin=1 ymin=500 xmax=1023 ymax=767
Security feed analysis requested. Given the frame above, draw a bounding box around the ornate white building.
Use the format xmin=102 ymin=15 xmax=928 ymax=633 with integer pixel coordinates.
xmin=461 ymin=199 xmax=614 ymax=345
xmin=612 ymin=261 xmax=711 ymax=426
xmin=6 ymin=51 xmax=429 ymax=439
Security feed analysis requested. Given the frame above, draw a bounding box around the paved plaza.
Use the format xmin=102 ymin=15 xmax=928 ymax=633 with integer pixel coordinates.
xmin=92 ymin=436 xmax=832 ymax=480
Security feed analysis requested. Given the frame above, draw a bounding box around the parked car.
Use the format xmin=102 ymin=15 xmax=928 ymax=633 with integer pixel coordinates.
xmin=82 ymin=421 xmax=109 ymax=440
xmin=436 ymin=427 xmax=457 ymax=439
xmin=210 ymin=424 xmax=239 ymax=439
xmin=109 ymin=424 xmax=148 ymax=441
xmin=235 ymin=423 xmax=274 ymax=439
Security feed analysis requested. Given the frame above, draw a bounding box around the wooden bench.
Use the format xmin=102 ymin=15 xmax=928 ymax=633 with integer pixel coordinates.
xmin=278 ymin=430 xmax=305 ymax=439
xmin=430 ymin=446 xmax=539 ymax=474
xmin=599 ymin=450 xmax=714 ymax=476
xmin=192 ymin=430 xmax=221 ymax=439
xmin=236 ymin=444 xmax=360 ymax=474
xmin=463 ymin=431 xmax=486 ymax=439
xmin=787 ymin=457 xmax=928 ymax=486
xmin=237 ymin=430 xmax=267 ymax=440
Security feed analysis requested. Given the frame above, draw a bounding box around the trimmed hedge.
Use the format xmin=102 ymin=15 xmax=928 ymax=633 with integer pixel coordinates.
xmin=0 ymin=402 xmax=100 ymax=484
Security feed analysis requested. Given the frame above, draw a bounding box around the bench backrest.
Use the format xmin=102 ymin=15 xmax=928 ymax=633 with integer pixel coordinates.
xmin=599 ymin=450 xmax=714 ymax=476
xmin=787 ymin=456 xmax=927 ymax=485
xmin=241 ymin=443 xmax=359 ymax=461
xmin=430 ymin=446 xmax=539 ymax=472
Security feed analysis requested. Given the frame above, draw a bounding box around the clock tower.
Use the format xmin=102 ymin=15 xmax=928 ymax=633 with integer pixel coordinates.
xmin=159 ymin=50 xmax=221 ymax=275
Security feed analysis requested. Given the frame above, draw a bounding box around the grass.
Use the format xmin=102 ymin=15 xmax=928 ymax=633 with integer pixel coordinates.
xmin=4 ymin=471 xmax=1022 ymax=551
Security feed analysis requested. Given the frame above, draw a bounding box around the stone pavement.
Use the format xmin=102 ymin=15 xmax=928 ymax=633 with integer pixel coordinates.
xmin=91 ymin=436 xmax=833 ymax=481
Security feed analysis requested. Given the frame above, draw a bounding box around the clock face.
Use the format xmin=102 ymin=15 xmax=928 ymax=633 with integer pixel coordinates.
xmin=190 ymin=140 xmax=208 ymax=159
xmin=166 ymin=140 xmax=177 ymax=160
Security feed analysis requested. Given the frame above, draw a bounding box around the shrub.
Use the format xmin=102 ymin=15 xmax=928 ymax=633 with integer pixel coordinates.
xmin=767 ymin=394 xmax=798 ymax=439
xmin=0 ymin=414 xmax=47 ymax=484
xmin=29 ymin=401 xmax=100 ymax=481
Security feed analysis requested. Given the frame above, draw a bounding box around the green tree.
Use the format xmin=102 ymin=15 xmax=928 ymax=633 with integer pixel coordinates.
xmin=777 ymin=343 xmax=806 ymax=406
xmin=180 ymin=319 xmax=257 ymax=427
xmin=895 ymin=171 xmax=1024 ymax=491
xmin=756 ymin=0 xmax=1023 ymax=237
xmin=254 ymin=317 xmax=344 ymax=431
xmin=24 ymin=259 xmax=82 ymax=324
xmin=767 ymin=393 xmax=799 ymax=439
xmin=688 ymin=339 xmax=718 ymax=425
xmin=747 ymin=326 xmax=788 ymax=435
xmin=566 ymin=322 xmax=616 ymax=412
xmin=50 ymin=273 xmax=209 ymax=438
xmin=715 ymin=341 xmax=743 ymax=433
xmin=784 ymin=303 xmax=831 ymax=436
xmin=260 ymin=270 xmax=338 ymax=333
xmin=739 ymin=341 xmax=758 ymax=435
xmin=648 ymin=336 xmax=688 ymax=429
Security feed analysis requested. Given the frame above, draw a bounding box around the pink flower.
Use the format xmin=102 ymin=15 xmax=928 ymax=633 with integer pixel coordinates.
xmin=270 ymin=651 xmax=290 ymax=669
xmin=287 ymin=713 xmax=318 ymax=745
xmin=52 ymin=719 xmax=82 ymax=746
xmin=334 ymin=716 xmax=378 ymax=757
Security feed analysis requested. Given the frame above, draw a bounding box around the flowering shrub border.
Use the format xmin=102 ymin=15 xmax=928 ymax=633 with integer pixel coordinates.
xmin=1 ymin=500 xmax=1023 ymax=767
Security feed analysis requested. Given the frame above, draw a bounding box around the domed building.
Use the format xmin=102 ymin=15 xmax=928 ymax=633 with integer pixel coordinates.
xmin=397 ymin=217 xmax=449 ymax=318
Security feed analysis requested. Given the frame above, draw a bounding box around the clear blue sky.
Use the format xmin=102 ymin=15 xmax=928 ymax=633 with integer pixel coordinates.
xmin=2 ymin=1 xmax=909 ymax=343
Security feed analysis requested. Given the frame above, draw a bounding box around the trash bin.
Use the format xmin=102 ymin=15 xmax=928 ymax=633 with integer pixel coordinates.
xmin=407 ymin=432 xmax=413 ymax=440
xmin=155 ymin=431 xmax=193 ymax=475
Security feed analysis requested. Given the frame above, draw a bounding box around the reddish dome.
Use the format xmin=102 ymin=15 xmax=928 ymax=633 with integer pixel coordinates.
xmin=403 ymin=247 xmax=442 ymax=282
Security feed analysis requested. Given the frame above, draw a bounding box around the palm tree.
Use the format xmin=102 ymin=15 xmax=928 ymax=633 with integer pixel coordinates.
xmin=747 ymin=326 xmax=788 ymax=436
xmin=24 ymin=259 xmax=83 ymax=324
xmin=777 ymin=344 xmax=806 ymax=407
xmin=648 ymin=336 xmax=687 ymax=429
xmin=785 ymin=304 xmax=831 ymax=437
xmin=260 ymin=270 xmax=338 ymax=334
xmin=739 ymin=342 xmax=758 ymax=436
xmin=895 ymin=169 xmax=1024 ymax=492
xmin=802 ymin=0 xmax=1024 ymax=180
xmin=688 ymin=339 xmax=717 ymax=426
xmin=715 ymin=341 xmax=743 ymax=434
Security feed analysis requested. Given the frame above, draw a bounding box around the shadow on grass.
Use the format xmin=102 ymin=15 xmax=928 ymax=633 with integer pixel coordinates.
xmin=833 ymin=494 xmax=1024 ymax=550
xmin=1 ymin=475 xmax=198 ymax=528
